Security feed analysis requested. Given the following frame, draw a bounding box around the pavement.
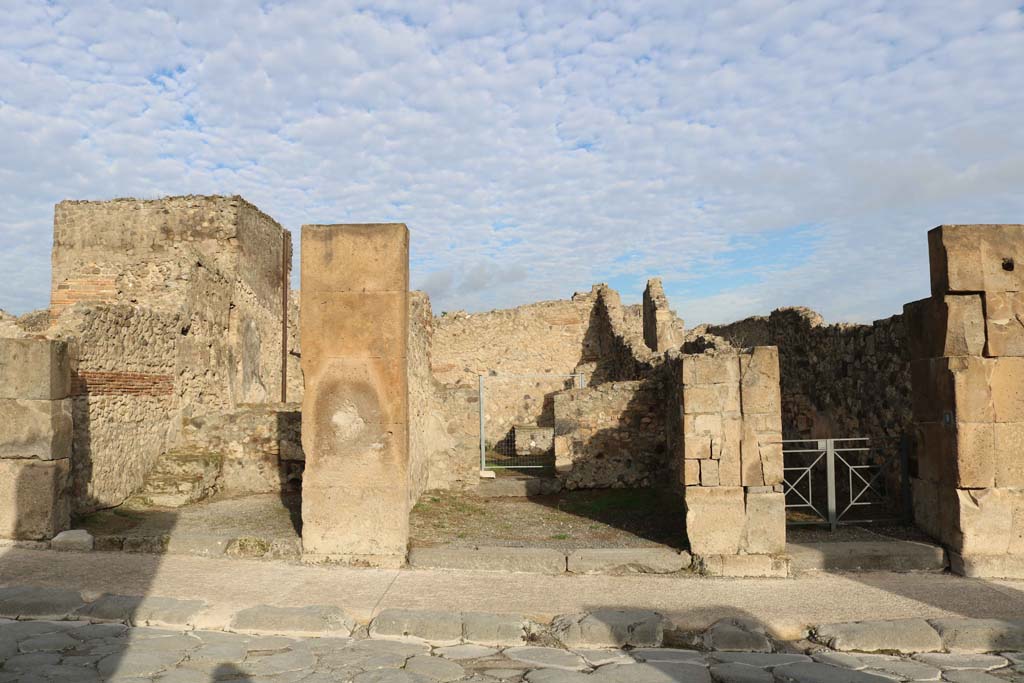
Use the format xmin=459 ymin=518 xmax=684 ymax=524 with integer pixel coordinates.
xmin=2 ymin=547 xmax=1024 ymax=640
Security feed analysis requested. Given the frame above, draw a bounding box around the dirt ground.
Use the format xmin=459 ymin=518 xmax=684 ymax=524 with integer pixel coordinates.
xmin=410 ymin=488 xmax=687 ymax=550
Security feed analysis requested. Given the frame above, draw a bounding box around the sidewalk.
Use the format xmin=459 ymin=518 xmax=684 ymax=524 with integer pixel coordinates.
xmin=1 ymin=547 xmax=1023 ymax=639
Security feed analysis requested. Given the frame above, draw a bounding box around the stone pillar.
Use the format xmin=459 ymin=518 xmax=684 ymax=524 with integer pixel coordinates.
xmin=906 ymin=224 xmax=1024 ymax=578
xmin=678 ymin=347 xmax=787 ymax=576
xmin=299 ymin=224 xmax=410 ymax=566
xmin=0 ymin=338 xmax=72 ymax=540
xmin=642 ymin=278 xmax=683 ymax=353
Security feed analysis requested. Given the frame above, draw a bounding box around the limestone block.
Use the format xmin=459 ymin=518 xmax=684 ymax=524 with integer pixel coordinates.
xmin=739 ymin=346 xmax=781 ymax=414
xmin=681 ymin=459 xmax=699 ymax=486
xmin=685 ymin=486 xmax=745 ymax=556
xmin=301 ymin=291 xmax=408 ymax=364
xmin=915 ymin=422 xmax=954 ymax=485
xmin=718 ymin=417 xmax=743 ymax=486
xmin=928 ymin=224 xmax=1024 ymax=296
xmin=957 ymin=487 xmax=1024 ymax=556
xmin=301 ymin=483 xmax=410 ymax=560
xmin=990 ymin=357 xmax=1024 ymax=422
xmin=911 ymin=477 xmax=958 ymax=547
xmin=984 ymin=291 xmax=1024 ymax=357
xmin=701 ymin=553 xmax=790 ymax=577
xmin=683 ymin=383 xmax=741 ymax=414
xmin=0 ymin=338 xmax=71 ymax=400
xmin=700 ymin=459 xmax=719 ymax=486
xmin=0 ymin=458 xmax=70 ymax=540
xmin=993 ymin=422 xmax=1024 ymax=486
xmin=910 ymin=356 xmax=993 ymax=423
xmin=301 ymin=223 xmax=409 ymax=293
xmin=742 ymin=491 xmax=785 ymax=555
xmin=903 ymin=295 xmax=986 ymax=361
xmin=0 ymin=399 xmax=72 ymax=460
xmin=953 ymin=422 xmax=996 ymax=488
xmin=682 ymin=352 xmax=740 ymax=386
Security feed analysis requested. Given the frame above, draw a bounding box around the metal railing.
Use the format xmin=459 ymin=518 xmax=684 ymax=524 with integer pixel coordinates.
xmin=782 ymin=437 xmax=910 ymax=530
xmin=478 ymin=373 xmax=585 ymax=471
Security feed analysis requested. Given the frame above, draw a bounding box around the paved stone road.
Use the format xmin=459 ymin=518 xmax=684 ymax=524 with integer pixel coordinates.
xmin=2 ymin=620 xmax=1023 ymax=683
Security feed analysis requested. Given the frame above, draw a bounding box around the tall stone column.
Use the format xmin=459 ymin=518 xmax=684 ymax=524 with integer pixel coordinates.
xmin=906 ymin=224 xmax=1024 ymax=579
xmin=300 ymin=224 xmax=409 ymax=566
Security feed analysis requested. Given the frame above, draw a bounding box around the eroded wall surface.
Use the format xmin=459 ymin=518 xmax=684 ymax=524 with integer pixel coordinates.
xmin=48 ymin=196 xmax=292 ymax=512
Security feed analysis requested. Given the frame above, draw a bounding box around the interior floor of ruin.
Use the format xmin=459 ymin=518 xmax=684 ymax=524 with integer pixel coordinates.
xmin=75 ymin=492 xmax=302 ymax=558
xmin=409 ymin=488 xmax=687 ymax=550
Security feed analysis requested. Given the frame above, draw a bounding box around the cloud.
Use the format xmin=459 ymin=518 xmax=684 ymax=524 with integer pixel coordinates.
xmin=1 ymin=0 xmax=1022 ymax=326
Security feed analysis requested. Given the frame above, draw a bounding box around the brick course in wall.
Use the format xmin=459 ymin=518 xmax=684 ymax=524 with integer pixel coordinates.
xmin=71 ymin=371 xmax=175 ymax=397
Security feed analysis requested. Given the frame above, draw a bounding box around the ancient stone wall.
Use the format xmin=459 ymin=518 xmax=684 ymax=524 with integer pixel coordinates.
xmin=47 ymin=196 xmax=292 ymax=512
xmin=907 ymin=224 xmax=1024 ymax=579
xmin=0 ymin=338 xmax=72 ymax=540
xmin=552 ymin=378 xmax=667 ymax=489
xmin=672 ymin=347 xmax=788 ymax=576
xmin=643 ymin=277 xmax=684 ymax=353
xmin=708 ymin=308 xmax=913 ymax=448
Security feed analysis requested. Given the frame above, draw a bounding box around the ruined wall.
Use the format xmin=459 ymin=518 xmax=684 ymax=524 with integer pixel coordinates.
xmin=643 ymin=277 xmax=684 ymax=353
xmin=708 ymin=308 xmax=912 ymax=448
xmin=588 ymin=285 xmax=658 ymax=384
xmin=552 ymin=378 xmax=667 ymax=489
xmin=48 ymin=195 xmax=292 ymax=512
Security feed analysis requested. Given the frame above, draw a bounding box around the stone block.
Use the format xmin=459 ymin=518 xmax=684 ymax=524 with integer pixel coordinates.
xmin=685 ymin=486 xmax=745 ymax=556
xmin=0 ymin=338 xmax=71 ymax=400
xmin=0 ymin=399 xmax=72 ymax=460
xmin=984 ymin=291 xmax=1024 ymax=357
xmin=681 ymin=459 xmax=700 ymax=485
xmin=911 ymin=477 xmax=958 ymax=547
xmin=701 ymin=553 xmax=790 ymax=577
xmin=700 ymin=459 xmax=719 ymax=486
xmin=50 ymin=529 xmax=93 ymax=552
xmin=903 ymin=295 xmax=986 ymax=361
xmin=949 ymin=551 xmax=1024 ymax=579
xmin=301 ymin=291 xmax=408 ymax=363
xmin=301 ymin=223 xmax=409 ymax=293
xmin=742 ymin=492 xmax=785 ymax=555
xmin=230 ymin=604 xmax=355 ymax=637
xmin=910 ymin=356 xmax=994 ymax=423
xmin=814 ymin=619 xmax=943 ymax=653
xmin=408 ymin=546 xmax=566 ymax=573
xmin=461 ymin=611 xmax=529 ymax=645
xmin=301 ymin=483 xmax=409 ymax=561
xmin=683 ymin=383 xmax=741 ymax=414
xmin=566 ymin=548 xmax=691 ymax=575
xmin=928 ymin=224 xmax=1024 ymax=296
xmin=787 ymin=540 xmax=947 ymax=573
xmin=929 ymin=617 xmax=1024 ymax=653
xmin=0 ymin=458 xmax=69 ymax=540
xmin=957 ymin=487 xmax=1024 ymax=556
xmin=369 ymin=608 xmax=463 ymax=645
xmin=683 ymin=352 xmax=740 ymax=386
xmin=739 ymin=346 xmax=781 ymax=414
xmin=0 ymin=586 xmax=85 ymax=620
xmin=989 ymin=357 xmax=1024 ymax=422
xmin=993 ymin=422 xmax=1024 ymax=486
xmin=919 ymin=421 xmax=998 ymax=489
xmin=551 ymin=609 xmax=668 ymax=648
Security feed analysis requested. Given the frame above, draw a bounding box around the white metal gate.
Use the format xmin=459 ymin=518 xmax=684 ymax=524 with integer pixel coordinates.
xmin=478 ymin=373 xmax=584 ymax=471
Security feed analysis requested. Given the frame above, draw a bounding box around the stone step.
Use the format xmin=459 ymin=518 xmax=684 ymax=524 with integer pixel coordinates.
xmin=787 ymin=540 xmax=948 ymax=573
xmin=136 ymin=449 xmax=223 ymax=507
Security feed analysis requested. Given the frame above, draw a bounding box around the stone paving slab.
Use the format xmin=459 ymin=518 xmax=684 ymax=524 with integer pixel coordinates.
xmin=814 ymin=618 xmax=945 ymax=653
xmin=408 ymin=546 xmax=568 ymax=574
xmin=788 ymin=541 xmax=948 ymax=574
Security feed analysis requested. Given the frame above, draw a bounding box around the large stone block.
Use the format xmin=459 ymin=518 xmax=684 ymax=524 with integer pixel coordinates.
xmin=683 ymin=383 xmax=740 ymax=414
xmin=928 ymin=224 xmax=1024 ymax=295
xmin=910 ymin=356 xmax=994 ymax=423
xmin=301 ymin=483 xmax=410 ymax=561
xmin=993 ymin=422 xmax=1024 ymax=487
xmin=957 ymin=487 xmax=1024 ymax=557
xmin=742 ymin=491 xmax=785 ymax=555
xmin=739 ymin=346 xmax=781 ymax=414
xmin=903 ymin=295 xmax=986 ymax=361
xmin=685 ymin=486 xmax=745 ymax=556
xmin=300 ymin=291 xmax=408 ymax=364
xmin=916 ymin=421 xmax=994 ymax=488
xmin=983 ymin=291 xmax=1024 ymax=357
xmin=990 ymin=357 xmax=1024 ymax=422
xmin=0 ymin=458 xmax=70 ymax=540
xmin=0 ymin=399 xmax=72 ymax=460
xmin=682 ymin=352 xmax=740 ymax=386
xmin=301 ymin=223 xmax=409 ymax=293
xmin=0 ymin=339 xmax=71 ymax=400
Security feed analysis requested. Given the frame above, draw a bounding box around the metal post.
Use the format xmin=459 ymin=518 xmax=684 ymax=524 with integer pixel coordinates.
xmin=478 ymin=375 xmax=486 ymax=471
xmin=825 ymin=438 xmax=838 ymax=531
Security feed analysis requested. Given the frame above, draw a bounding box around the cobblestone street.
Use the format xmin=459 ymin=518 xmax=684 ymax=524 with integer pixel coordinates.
xmin=1 ymin=619 xmax=1023 ymax=683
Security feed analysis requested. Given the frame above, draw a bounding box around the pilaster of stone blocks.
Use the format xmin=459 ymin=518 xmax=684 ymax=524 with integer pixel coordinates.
xmin=0 ymin=338 xmax=72 ymax=540
xmin=679 ymin=346 xmax=786 ymax=576
xmin=300 ymin=224 xmax=410 ymax=567
xmin=909 ymin=224 xmax=1024 ymax=579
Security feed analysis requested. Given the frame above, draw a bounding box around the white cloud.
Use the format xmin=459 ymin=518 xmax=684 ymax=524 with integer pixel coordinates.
xmin=1 ymin=0 xmax=1022 ymax=326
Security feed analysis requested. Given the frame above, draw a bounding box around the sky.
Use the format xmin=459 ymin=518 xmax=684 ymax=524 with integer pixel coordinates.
xmin=1 ymin=1 xmax=1023 ymax=324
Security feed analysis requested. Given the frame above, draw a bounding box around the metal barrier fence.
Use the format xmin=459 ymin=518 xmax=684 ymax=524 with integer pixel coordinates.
xmin=478 ymin=373 xmax=585 ymax=471
xmin=782 ymin=437 xmax=911 ymax=530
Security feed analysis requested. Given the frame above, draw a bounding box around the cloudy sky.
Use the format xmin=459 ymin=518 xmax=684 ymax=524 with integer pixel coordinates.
xmin=2 ymin=1 xmax=1022 ymax=324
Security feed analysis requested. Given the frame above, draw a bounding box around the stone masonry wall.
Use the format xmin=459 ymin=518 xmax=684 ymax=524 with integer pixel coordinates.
xmin=48 ymin=196 xmax=292 ymax=513
xmin=643 ymin=277 xmax=684 ymax=353
xmin=708 ymin=308 xmax=913 ymax=448
xmin=907 ymin=224 xmax=1024 ymax=579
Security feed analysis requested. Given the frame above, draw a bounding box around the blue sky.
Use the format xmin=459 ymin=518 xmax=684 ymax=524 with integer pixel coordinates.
xmin=2 ymin=1 xmax=1023 ymax=324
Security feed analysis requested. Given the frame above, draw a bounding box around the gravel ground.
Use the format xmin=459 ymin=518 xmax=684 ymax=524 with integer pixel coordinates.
xmin=409 ymin=488 xmax=686 ymax=550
